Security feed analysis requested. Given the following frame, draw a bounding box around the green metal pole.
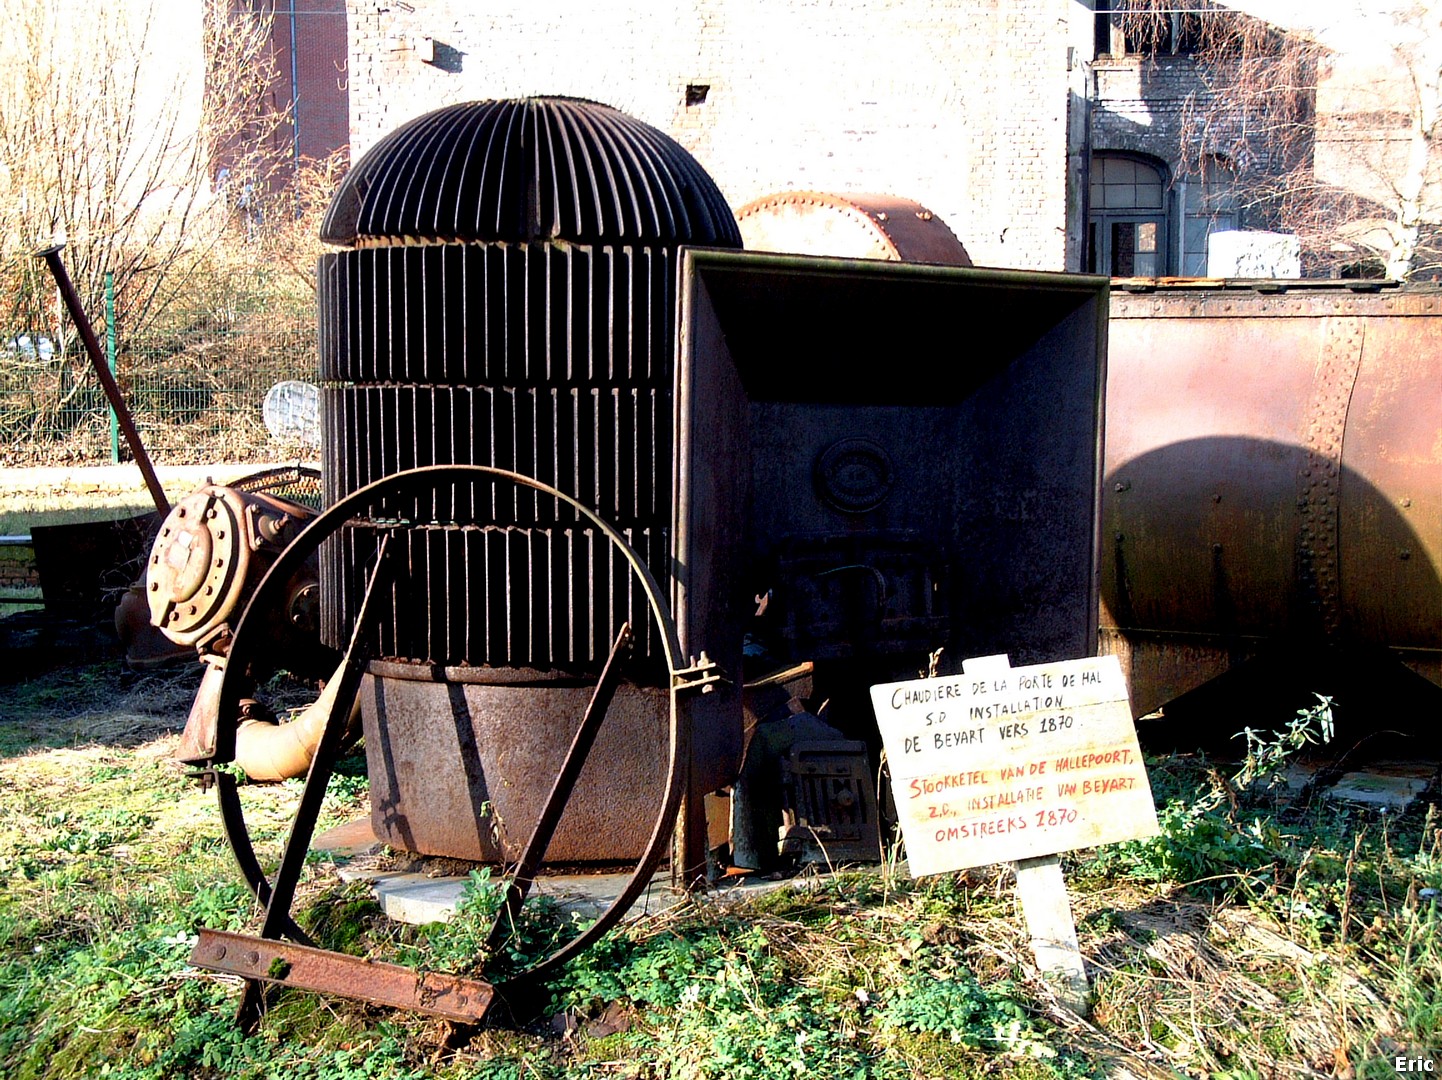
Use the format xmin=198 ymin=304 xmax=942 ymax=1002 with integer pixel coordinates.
xmin=105 ymin=271 xmax=119 ymax=464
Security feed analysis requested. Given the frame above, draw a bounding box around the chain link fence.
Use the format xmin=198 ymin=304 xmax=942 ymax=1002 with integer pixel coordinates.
xmin=1 ymin=284 xmax=318 ymax=467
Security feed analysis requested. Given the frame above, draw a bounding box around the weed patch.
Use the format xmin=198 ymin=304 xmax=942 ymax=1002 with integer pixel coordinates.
xmin=0 ymin=680 xmax=1436 ymax=1077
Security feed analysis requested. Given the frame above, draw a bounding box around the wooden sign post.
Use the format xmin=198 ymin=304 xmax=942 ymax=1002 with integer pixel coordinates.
xmin=871 ymin=653 xmax=1159 ymax=1016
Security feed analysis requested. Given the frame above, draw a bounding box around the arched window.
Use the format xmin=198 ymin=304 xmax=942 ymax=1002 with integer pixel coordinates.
xmin=1180 ymin=156 xmax=1238 ymax=276
xmin=1088 ymin=154 xmax=1167 ymax=277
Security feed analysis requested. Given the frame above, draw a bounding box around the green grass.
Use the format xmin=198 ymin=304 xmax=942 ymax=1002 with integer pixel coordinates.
xmin=0 ymin=672 xmax=1436 ymax=1078
xmin=0 ymin=500 xmax=157 ymax=537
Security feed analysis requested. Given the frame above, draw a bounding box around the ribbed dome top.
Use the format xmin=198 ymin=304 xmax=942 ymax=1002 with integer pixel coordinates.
xmin=320 ymin=97 xmax=742 ymax=248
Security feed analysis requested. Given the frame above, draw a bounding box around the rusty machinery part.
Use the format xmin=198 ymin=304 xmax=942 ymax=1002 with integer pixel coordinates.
xmin=317 ymin=99 xmax=742 ymax=679
xmin=312 ymin=98 xmax=746 ymax=872
xmin=114 ymin=468 xmax=323 ymax=670
xmin=227 ymin=464 xmax=324 ymax=511
xmin=673 ymin=247 xmax=1107 ymax=675
xmin=34 ymin=245 xmax=169 ymax=516
xmin=173 ymin=654 xmax=362 ymax=781
xmin=197 ymin=465 xmax=702 ymax=1025
xmin=319 ymin=97 xmax=741 ymax=247
xmin=189 ymin=928 xmax=497 ymax=1023
xmin=230 ymin=674 xmax=360 ymax=783
xmin=145 ymin=483 xmax=319 ymax=651
xmin=735 ymin=191 xmax=972 ymax=266
xmin=779 ymin=740 xmax=882 ymax=865
xmin=114 ymin=584 xmax=195 ymax=668
xmin=357 ymin=664 xmax=672 ymax=864
xmin=1102 ymin=283 xmax=1442 ymax=718
xmin=144 ymin=469 xmax=329 ymax=778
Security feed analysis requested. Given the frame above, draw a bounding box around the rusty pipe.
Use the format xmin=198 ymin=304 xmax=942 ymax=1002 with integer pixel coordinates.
xmin=33 ymin=244 xmax=169 ymax=516
xmin=233 ymin=662 xmax=361 ymax=782
xmin=176 ymin=654 xmax=357 ymax=782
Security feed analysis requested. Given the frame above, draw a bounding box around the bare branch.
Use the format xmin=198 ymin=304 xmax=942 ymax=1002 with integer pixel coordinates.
xmin=0 ymin=0 xmax=288 ymax=349
xmin=1116 ymin=0 xmax=1442 ymax=278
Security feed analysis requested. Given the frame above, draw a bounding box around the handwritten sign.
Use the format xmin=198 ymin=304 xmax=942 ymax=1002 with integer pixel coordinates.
xmin=871 ymin=654 xmax=1158 ymax=877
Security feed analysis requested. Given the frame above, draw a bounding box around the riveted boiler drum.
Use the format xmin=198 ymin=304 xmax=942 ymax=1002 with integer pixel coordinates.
xmin=1101 ymin=283 xmax=1442 ymax=717
xmin=735 ymin=191 xmax=973 ymax=266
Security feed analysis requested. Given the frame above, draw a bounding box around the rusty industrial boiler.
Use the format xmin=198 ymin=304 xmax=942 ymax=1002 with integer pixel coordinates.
xmin=313 ymin=96 xmax=744 ymax=869
xmin=170 ymin=96 xmax=1442 ymax=1024
xmin=1101 ymin=280 xmax=1442 ymax=744
xmin=741 ymin=198 xmax=1442 ymax=748
xmin=305 ymin=96 xmax=1105 ymax=875
xmin=182 ymin=97 xmax=1109 ymax=1023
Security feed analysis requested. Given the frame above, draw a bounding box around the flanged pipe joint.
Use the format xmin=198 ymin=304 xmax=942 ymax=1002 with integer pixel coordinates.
xmin=150 ymin=484 xmax=342 ymax=780
xmin=147 ymin=483 xmax=319 ymax=655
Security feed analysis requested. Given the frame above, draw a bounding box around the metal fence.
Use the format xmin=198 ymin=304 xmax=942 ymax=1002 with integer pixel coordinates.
xmin=0 ymin=289 xmax=318 ymax=467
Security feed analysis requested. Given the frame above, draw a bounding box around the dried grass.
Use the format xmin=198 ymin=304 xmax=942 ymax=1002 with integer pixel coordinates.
xmin=1084 ymin=892 xmax=1404 ymax=1077
xmin=2 ymin=661 xmax=203 ymax=752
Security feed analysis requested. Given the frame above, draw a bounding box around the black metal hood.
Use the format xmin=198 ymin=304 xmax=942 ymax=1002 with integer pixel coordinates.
xmin=320 ymin=97 xmax=741 ymax=248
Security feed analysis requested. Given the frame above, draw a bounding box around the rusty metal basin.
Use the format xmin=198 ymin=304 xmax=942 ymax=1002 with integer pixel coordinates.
xmin=360 ymin=662 xmax=668 ymax=863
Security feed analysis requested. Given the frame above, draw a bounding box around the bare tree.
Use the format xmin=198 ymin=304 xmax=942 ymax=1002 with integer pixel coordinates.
xmin=1318 ymin=3 xmax=1442 ymax=279
xmin=1118 ymin=0 xmax=1442 ymax=279
xmin=0 ymin=0 xmax=286 ymax=437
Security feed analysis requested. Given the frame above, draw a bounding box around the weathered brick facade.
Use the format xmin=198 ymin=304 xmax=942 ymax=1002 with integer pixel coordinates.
xmin=342 ymin=0 xmax=1088 ymax=271
xmin=1091 ymin=55 xmax=1282 ymax=208
xmin=1092 ymin=58 xmax=1205 ymax=174
xmin=0 ymin=542 xmax=37 ymax=593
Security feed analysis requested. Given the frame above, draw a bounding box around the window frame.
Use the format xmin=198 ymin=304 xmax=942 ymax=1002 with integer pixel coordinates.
xmin=1179 ymin=155 xmax=1240 ymax=277
xmin=1087 ymin=151 xmax=1172 ymax=277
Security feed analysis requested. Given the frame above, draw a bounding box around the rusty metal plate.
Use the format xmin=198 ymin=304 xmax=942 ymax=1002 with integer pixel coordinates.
xmin=361 ymin=670 xmax=669 ymax=863
xmin=191 ymin=929 xmax=495 ymax=1023
xmin=1102 ymin=282 xmax=1442 ymax=712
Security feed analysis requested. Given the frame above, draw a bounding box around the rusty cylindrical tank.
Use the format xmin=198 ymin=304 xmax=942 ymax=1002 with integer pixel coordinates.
xmin=736 ymin=191 xmax=972 ymax=266
xmin=1102 ymin=281 xmax=1442 ymax=723
xmin=316 ymin=98 xmax=742 ymax=863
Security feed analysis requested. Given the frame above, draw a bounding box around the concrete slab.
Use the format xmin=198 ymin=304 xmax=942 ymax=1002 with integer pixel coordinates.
xmin=335 ymin=866 xmax=679 ymax=926
xmin=1283 ymin=760 xmax=1435 ymax=811
xmin=315 ymin=817 xmax=799 ymax=926
xmin=1326 ymin=769 xmax=1433 ymax=810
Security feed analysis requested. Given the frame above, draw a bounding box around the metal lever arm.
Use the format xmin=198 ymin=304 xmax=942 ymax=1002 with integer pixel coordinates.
xmin=33 ymin=245 xmax=169 ymax=516
xmin=487 ymin=623 xmax=634 ymax=952
xmin=233 ymin=533 xmax=395 ymax=1030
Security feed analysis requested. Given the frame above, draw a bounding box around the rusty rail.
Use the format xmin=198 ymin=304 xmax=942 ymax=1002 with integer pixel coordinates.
xmin=191 ymin=929 xmax=496 ymax=1023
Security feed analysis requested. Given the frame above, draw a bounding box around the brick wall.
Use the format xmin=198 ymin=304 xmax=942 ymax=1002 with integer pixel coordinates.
xmin=1090 ymin=53 xmax=1298 ymax=273
xmin=0 ymin=542 xmax=37 ymax=593
xmin=260 ymin=0 xmax=351 ymax=167
xmin=343 ymin=0 xmax=1081 ymax=271
xmin=1091 ymin=56 xmax=1280 ymax=176
xmin=1091 ymin=58 xmax=1205 ymax=173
